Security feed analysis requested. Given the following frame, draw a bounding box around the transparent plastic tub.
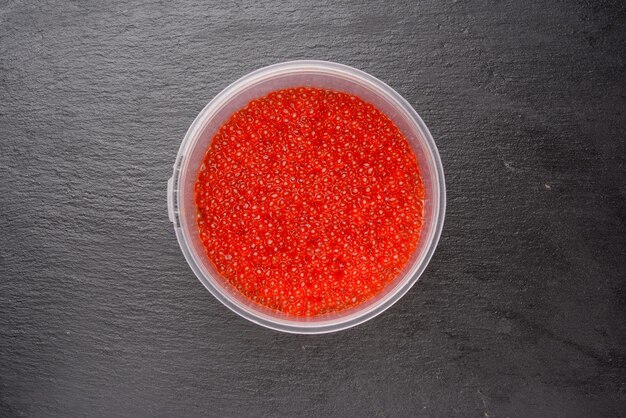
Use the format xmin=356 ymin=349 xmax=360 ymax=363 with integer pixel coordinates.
xmin=167 ymin=60 xmax=445 ymax=334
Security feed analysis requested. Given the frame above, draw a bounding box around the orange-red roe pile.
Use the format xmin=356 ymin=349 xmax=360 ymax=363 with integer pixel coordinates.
xmin=195 ymin=87 xmax=424 ymax=316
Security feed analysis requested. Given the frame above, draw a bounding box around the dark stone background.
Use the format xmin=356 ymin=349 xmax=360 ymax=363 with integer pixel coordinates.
xmin=1 ymin=0 xmax=624 ymax=416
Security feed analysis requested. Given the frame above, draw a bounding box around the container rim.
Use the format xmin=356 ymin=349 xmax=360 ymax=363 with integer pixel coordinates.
xmin=168 ymin=60 xmax=446 ymax=334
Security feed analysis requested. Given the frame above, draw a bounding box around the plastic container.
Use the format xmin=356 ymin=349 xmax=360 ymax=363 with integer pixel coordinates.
xmin=167 ymin=60 xmax=445 ymax=334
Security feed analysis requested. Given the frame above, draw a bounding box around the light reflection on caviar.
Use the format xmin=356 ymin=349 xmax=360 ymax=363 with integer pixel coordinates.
xmin=195 ymin=87 xmax=424 ymax=316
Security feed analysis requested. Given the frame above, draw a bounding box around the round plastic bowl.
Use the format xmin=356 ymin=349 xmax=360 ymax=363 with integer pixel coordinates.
xmin=167 ymin=60 xmax=445 ymax=334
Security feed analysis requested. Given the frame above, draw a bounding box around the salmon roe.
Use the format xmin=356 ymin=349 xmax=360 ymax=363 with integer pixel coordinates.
xmin=195 ymin=87 xmax=424 ymax=316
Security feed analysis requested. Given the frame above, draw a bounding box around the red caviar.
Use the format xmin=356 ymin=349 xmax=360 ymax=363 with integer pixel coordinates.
xmin=195 ymin=87 xmax=424 ymax=316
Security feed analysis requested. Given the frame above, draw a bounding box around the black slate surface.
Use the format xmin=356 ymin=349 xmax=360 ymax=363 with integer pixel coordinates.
xmin=1 ymin=1 xmax=625 ymax=416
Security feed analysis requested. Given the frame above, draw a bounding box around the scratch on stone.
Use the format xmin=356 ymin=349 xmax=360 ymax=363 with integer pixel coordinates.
xmin=503 ymin=159 xmax=517 ymax=173
xmin=477 ymin=390 xmax=491 ymax=418
xmin=495 ymin=144 xmax=518 ymax=173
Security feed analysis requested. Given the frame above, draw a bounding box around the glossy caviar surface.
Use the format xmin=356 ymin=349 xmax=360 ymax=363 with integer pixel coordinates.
xmin=195 ymin=87 xmax=424 ymax=316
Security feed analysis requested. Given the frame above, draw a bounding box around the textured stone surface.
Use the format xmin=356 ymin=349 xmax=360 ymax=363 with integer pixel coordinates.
xmin=1 ymin=0 xmax=624 ymax=416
